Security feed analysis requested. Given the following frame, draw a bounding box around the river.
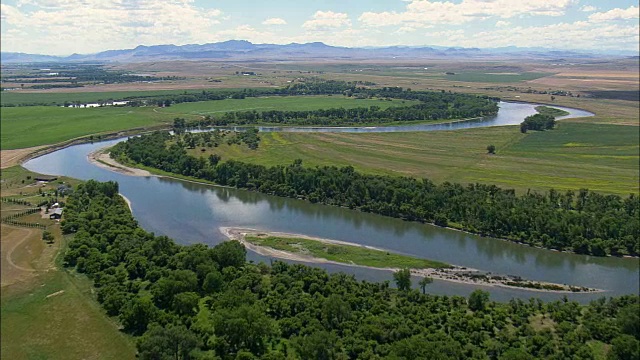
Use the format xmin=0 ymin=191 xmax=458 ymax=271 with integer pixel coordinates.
xmin=23 ymin=101 xmax=638 ymax=303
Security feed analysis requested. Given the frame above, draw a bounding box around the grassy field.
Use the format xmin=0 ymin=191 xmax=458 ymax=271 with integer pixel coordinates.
xmin=244 ymin=235 xmax=450 ymax=269
xmin=535 ymin=106 xmax=570 ymax=117
xmin=0 ymin=96 xmax=417 ymax=150
xmin=194 ymin=121 xmax=639 ymax=195
xmin=0 ymin=106 xmax=172 ymax=150
xmin=0 ymin=88 xmax=249 ymax=106
xmin=1 ymin=258 xmax=137 ymax=360
xmin=0 ymin=166 xmax=136 ymax=359
xmin=156 ymin=95 xmax=417 ymax=116
xmin=436 ymin=72 xmax=551 ymax=83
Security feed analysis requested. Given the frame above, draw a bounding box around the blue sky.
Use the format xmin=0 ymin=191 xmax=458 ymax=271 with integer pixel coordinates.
xmin=1 ymin=0 xmax=638 ymax=55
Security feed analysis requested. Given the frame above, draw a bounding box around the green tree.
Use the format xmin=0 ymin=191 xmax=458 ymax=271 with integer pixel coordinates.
xmin=213 ymin=304 xmax=275 ymax=356
xmin=468 ymin=290 xmax=490 ymax=312
xmin=137 ymin=324 xmax=200 ymax=360
xmin=292 ymin=330 xmax=339 ymax=360
xmin=393 ymin=268 xmax=412 ymax=291
xmin=322 ymin=294 xmax=352 ymax=329
xmin=608 ymin=335 xmax=640 ymax=360
xmin=419 ymin=276 xmax=434 ymax=294
xmin=120 ymin=297 xmax=158 ymax=335
xmin=487 ymin=144 xmax=496 ymax=154
xmin=42 ymin=230 xmax=54 ymax=243
xmin=617 ymin=303 xmax=640 ymax=339
xmin=212 ymin=241 xmax=246 ymax=269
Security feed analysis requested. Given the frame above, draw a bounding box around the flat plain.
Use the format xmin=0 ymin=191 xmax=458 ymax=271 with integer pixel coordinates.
xmin=0 ymin=56 xmax=637 ymax=360
xmin=0 ymin=166 xmax=136 ymax=360
xmin=195 ymin=121 xmax=639 ymax=195
xmin=0 ymin=96 xmax=416 ymax=149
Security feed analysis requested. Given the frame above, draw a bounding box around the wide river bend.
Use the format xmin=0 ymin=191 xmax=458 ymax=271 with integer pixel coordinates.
xmin=24 ymin=102 xmax=638 ymax=303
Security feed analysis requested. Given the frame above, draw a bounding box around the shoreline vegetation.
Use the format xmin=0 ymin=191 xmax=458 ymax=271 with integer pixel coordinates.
xmin=57 ymin=179 xmax=638 ymax=359
xmin=84 ymin=146 xmax=639 ymax=260
xmin=534 ymin=105 xmax=571 ymax=117
xmin=107 ymin=132 xmax=640 ymax=258
xmin=220 ymin=227 xmax=601 ymax=294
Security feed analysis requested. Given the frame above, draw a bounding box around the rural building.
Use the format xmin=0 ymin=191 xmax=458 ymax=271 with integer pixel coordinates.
xmin=49 ymin=208 xmax=63 ymax=220
xmin=34 ymin=176 xmax=58 ymax=182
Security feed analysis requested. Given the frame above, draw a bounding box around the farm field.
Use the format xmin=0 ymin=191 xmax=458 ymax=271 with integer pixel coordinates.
xmin=0 ymin=96 xmax=416 ymax=150
xmin=1 ymin=96 xmax=419 ymax=150
xmin=156 ymin=95 xmax=417 ymax=116
xmin=0 ymin=166 xmax=136 ymax=360
xmin=195 ymin=121 xmax=639 ymax=196
xmin=0 ymin=105 xmax=172 ymax=150
xmin=0 ymin=87 xmax=250 ymax=106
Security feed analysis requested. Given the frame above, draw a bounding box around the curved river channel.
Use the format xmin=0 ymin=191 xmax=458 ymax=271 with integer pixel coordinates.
xmin=24 ymin=102 xmax=638 ymax=303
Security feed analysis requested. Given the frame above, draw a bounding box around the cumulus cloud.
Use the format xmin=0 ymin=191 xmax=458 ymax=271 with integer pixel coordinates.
xmin=495 ymin=20 xmax=510 ymax=27
xmin=262 ymin=17 xmax=286 ymax=25
xmin=588 ymin=6 xmax=639 ymax=22
xmin=580 ymin=5 xmax=597 ymax=12
xmin=302 ymin=11 xmax=351 ymax=30
xmin=428 ymin=20 xmax=639 ymax=51
xmin=359 ymin=0 xmax=576 ymax=28
xmin=1 ymin=0 xmax=223 ymax=55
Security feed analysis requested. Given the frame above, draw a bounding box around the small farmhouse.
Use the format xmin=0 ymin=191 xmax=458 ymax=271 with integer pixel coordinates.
xmin=49 ymin=208 xmax=63 ymax=220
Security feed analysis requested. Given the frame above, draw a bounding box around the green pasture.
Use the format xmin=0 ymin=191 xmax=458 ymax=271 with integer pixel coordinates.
xmin=0 ymin=88 xmax=248 ymax=106
xmin=0 ymin=106 xmax=172 ymax=149
xmin=1 ymin=241 xmax=136 ymax=360
xmin=244 ymin=235 xmax=450 ymax=269
xmin=0 ymin=96 xmax=418 ymax=149
xmin=200 ymin=121 xmax=639 ymax=196
xmin=436 ymin=72 xmax=551 ymax=83
xmin=155 ymin=95 xmax=418 ymax=116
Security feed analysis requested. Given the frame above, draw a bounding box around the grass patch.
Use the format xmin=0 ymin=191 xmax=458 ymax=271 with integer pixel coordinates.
xmin=1 ymin=240 xmax=136 ymax=360
xmin=203 ymin=122 xmax=638 ymax=195
xmin=244 ymin=235 xmax=450 ymax=269
xmin=535 ymin=105 xmax=570 ymax=117
xmin=0 ymin=165 xmax=136 ymax=360
xmin=0 ymin=106 xmax=173 ymax=149
xmin=155 ymin=95 xmax=418 ymax=116
xmin=587 ymin=340 xmax=611 ymax=360
xmin=437 ymin=72 xmax=551 ymax=83
xmin=0 ymin=96 xmax=418 ymax=149
xmin=0 ymin=88 xmax=251 ymax=106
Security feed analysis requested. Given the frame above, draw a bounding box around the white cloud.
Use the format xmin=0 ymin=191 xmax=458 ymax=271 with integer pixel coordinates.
xmin=495 ymin=20 xmax=510 ymax=27
xmin=262 ymin=17 xmax=286 ymax=25
xmin=302 ymin=11 xmax=351 ymax=30
xmin=431 ymin=21 xmax=639 ymax=51
xmin=0 ymin=0 xmax=224 ymax=55
xmin=396 ymin=26 xmax=418 ymax=34
xmin=359 ymin=0 xmax=576 ymax=28
xmin=588 ymin=6 xmax=639 ymax=22
xmin=580 ymin=5 xmax=597 ymax=12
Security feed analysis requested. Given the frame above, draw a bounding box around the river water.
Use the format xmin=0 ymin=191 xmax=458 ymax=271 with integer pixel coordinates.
xmin=23 ymin=102 xmax=638 ymax=303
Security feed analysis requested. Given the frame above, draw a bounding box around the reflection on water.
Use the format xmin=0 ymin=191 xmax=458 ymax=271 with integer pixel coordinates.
xmin=23 ymin=101 xmax=637 ymax=303
xmin=214 ymin=101 xmax=594 ymax=134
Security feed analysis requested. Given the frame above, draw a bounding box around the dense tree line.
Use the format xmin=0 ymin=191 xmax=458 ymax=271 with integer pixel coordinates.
xmin=520 ymin=114 xmax=556 ymax=133
xmin=198 ymin=96 xmax=496 ymax=126
xmin=175 ymin=81 xmax=498 ymax=126
xmin=148 ymin=78 xmax=498 ymax=126
xmin=111 ymin=132 xmax=639 ymax=257
xmin=172 ymin=124 xmax=261 ymax=150
xmin=61 ymin=179 xmax=639 ymax=359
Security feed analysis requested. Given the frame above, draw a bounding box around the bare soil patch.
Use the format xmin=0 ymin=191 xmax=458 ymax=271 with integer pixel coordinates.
xmin=0 ymin=146 xmax=46 ymax=169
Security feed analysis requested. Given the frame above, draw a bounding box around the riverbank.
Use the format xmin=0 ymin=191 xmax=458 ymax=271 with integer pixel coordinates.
xmin=220 ymin=227 xmax=603 ymax=294
xmin=88 ymin=148 xmax=638 ymax=261
xmin=88 ymin=146 xmax=153 ymax=177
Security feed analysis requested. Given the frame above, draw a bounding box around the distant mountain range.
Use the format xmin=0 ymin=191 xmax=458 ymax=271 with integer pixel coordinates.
xmin=1 ymin=40 xmax=636 ymax=63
